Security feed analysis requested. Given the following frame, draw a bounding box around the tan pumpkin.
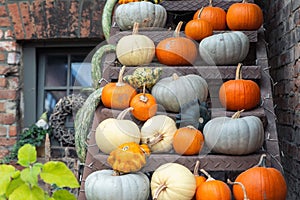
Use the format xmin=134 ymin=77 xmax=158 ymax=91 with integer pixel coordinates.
xmin=141 ymin=115 xmax=177 ymax=153
xmin=95 ymin=108 xmax=141 ymax=154
xmin=151 ymin=163 xmax=196 ymax=200
xmin=116 ymin=22 xmax=155 ymax=66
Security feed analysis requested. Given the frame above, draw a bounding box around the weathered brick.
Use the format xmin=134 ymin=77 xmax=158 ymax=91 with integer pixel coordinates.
xmin=0 ymin=17 xmax=11 ymax=27
xmin=80 ymin=1 xmax=92 ymax=38
xmin=7 ymin=3 xmax=24 ymax=39
xmin=0 ymin=89 xmax=17 ymax=100
xmin=4 ymin=29 xmax=14 ymax=39
xmin=19 ymin=2 xmax=35 ymax=39
xmin=0 ymin=77 xmax=7 ymax=87
xmin=9 ymin=125 xmax=17 ymax=137
xmin=0 ymin=5 xmax=7 ymax=17
xmin=0 ymin=148 xmax=9 ymax=159
xmin=0 ymin=102 xmax=4 ymax=112
xmin=31 ymin=0 xmax=47 ymax=38
xmin=45 ymin=0 xmax=56 ymax=38
xmin=69 ymin=0 xmax=79 ymax=37
xmin=55 ymin=0 xmax=69 ymax=37
xmin=0 ymin=41 xmax=19 ymax=51
xmin=0 ymin=53 xmax=5 ymax=61
xmin=0 ymin=125 xmax=7 ymax=136
xmin=0 ymin=29 xmax=3 ymax=39
xmin=7 ymin=52 xmax=21 ymax=65
xmin=0 ymin=137 xmax=16 ymax=146
xmin=0 ymin=113 xmax=15 ymax=124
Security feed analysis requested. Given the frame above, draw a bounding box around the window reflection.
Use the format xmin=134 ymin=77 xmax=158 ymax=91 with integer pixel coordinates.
xmin=71 ymin=55 xmax=92 ymax=87
xmin=44 ymin=91 xmax=66 ymax=116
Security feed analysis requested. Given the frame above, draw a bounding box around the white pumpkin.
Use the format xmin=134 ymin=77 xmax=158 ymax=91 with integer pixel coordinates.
xmin=141 ymin=115 xmax=177 ymax=153
xmin=203 ymin=111 xmax=264 ymax=155
xmin=151 ymin=163 xmax=196 ymax=200
xmin=199 ymin=31 xmax=250 ymax=65
xmin=85 ymin=170 xmax=150 ymax=200
xmin=151 ymin=73 xmax=208 ymax=113
xmin=115 ymin=1 xmax=167 ymax=31
xmin=116 ymin=22 xmax=155 ymax=66
xmin=95 ymin=109 xmax=141 ymax=154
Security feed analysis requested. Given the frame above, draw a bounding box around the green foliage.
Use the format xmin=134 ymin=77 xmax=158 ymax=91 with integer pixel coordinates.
xmin=0 ymin=144 xmax=80 ymax=200
xmin=1 ymin=124 xmax=49 ymax=163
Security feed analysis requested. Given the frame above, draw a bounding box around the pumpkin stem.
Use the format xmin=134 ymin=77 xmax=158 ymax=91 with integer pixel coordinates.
xmin=227 ymin=179 xmax=250 ymax=200
xmin=200 ymin=169 xmax=215 ymax=181
xmin=235 ymin=63 xmax=243 ymax=80
xmin=242 ymin=0 xmax=248 ymax=3
xmin=140 ymin=83 xmax=149 ymax=103
xmin=117 ymin=65 xmax=126 ymax=86
xmin=208 ymin=0 xmax=213 ymax=6
xmin=132 ymin=22 xmax=139 ymax=35
xmin=147 ymin=133 xmax=164 ymax=147
xmin=254 ymin=153 xmax=267 ymax=167
xmin=117 ymin=107 xmax=134 ymax=120
xmin=153 ymin=184 xmax=167 ymax=200
xmin=174 ymin=21 xmax=183 ymax=37
xmin=197 ymin=7 xmax=204 ymax=19
xmin=194 ymin=160 xmax=200 ymax=176
xmin=112 ymin=170 xmax=121 ymax=176
xmin=231 ymin=109 xmax=245 ymax=119
xmin=172 ymin=73 xmax=179 ymax=80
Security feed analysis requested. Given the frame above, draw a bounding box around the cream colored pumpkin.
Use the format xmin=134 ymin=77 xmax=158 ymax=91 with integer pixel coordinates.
xmin=203 ymin=111 xmax=264 ymax=155
xmin=116 ymin=22 xmax=155 ymax=66
xmin=141 ymin=115 xmax=177 ymax=153
xmin=199 ymin=31 xmax=250 ymax=65
xmin=151 ymin=73 xmax=208 ymax=113
xmin=151 ymin=163 xmax=196 ymax=200
xmin=85 ymin=169 xmax=150 ymax=200
xmin=95 ymin=109 xmax=141 ymax=154
xmin=115 ymin=1 xmax=167 ymax=31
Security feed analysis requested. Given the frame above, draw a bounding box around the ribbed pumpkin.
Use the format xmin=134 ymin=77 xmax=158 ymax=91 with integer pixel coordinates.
xmin=101 ymin=66 xmax=137 ymax=109
xmin=116 ymin=23 xmax=155 ymax=66
xmin=141 ymin=115 xmax=177 ymax=153
xmin=185 ymin=7 xmax=213 ymax=41
xmin=95 ymin=108 xmax=141 ymax=154
xmin=173 ymin=126 xmax=204 ymax=155
xmin=203 ymin=110 xmax=264 ymax=155
xmin=219 ymin=63 xmax=261 ymax=111
xmin=115 ymin=1 xmax=167 ymax=31
xmin=85 ymin=169 xmax=150 ymax=200
xmin=233 ymin=154 xmax=287 ymax=200
xmin=199 ymin=31 xmax=249 ymax=65
xmin=226 ymin=0 xmax=263 ymax=30
xmin=156 ymin=21 xmax=198 ymax=66
xmin=151 ymin=163 xmax=196 ymax=200
xmin=193 ymin=0 xmax=226 ymax=30
xmin=130 ymin=84 xmax=158 ymax=121
xmin=151 ymin=73 xmax=208 ymax=113
xmin=196 ymin=169 xmax=231 ymax=200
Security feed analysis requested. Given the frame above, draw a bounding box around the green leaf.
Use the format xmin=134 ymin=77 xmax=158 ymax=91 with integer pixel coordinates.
xmin=17 ymin=144 xmax=37 ymax=167
xmin=20 ymin=165 xmax=41 ymax=186
xmin=5 ymin=176 xmax=24 ymax=197
xmin=52 ymin=190 xmax=77 ymax=200
xmin=0 ymin=195 xmax=6 ymax=200
xmin=8 ymin=184 xmax=45 ymax=200
xmin=40 ymin=161 xmax=80 ymax=188
xmin=0 ymin=164 xmax=16 ymax=195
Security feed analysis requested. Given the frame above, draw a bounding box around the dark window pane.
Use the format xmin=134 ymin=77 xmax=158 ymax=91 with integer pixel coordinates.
xmin=44 ymin=91 xmax=67 ymax=114
xmin=45 ymin=55 xmax=68 ymax=87
xmin=70 ymin=55 xmax=92 ymax=87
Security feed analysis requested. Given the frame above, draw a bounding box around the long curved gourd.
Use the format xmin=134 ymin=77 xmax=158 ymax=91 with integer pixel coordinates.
xmin=102 ymin=0 xmax=118 ymax=41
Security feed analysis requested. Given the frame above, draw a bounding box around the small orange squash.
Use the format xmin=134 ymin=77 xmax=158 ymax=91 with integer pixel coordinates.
xmin=193 ymin=0 xmax=226 ymax=30
xmin=233 ymin=154 xmax=287 ymax=200
xmin=173 ymin=126 xmax=204 ymax=155
xmin=226 ymin=0 xmax=263 ymax=30
xmin=130 ymin=84 xmax=158 ymax=121
xmin=219 ymin=63 xmax=260 ymax=111
xmin=185 ymin=7 xmax=213 ymax=41
xmin=118 ymin=0 xmax=140 ymax=4
xmin=101 ymin=65 xmax=137 ymax=109
xmin=196 ymin=169 xmax=231 ymax=200
xmin=156 ymin=21 xmax=198 ymax=66
xmin=192 ymin=161 xmax=206 ymax=200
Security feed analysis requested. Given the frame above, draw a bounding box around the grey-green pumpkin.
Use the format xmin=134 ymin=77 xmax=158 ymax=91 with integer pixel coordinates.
xmin=199 ymin=31 xmax=250 ymax=65
xmin=115 ymin=1 xmax=167 ymax=31
xmin=151 ymin=73 xmax=208 ymax=113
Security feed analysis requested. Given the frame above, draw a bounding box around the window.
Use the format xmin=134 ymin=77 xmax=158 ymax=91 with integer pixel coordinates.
xmin=23 ymin=44 xmax=97 ymax=128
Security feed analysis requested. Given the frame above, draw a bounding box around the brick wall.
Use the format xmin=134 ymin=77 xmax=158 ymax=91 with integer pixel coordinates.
xmin=260 ymin=0 xmax=300 ymax=199
xmin=0 ymin=0 xmax=105 ymax=158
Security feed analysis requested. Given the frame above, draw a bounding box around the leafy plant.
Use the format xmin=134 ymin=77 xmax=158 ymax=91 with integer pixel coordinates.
xmin=0 ymin=144 xmax=80 ymax=200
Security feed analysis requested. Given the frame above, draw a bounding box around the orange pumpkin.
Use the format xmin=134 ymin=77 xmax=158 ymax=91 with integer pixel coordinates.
xmin=233 ymin=154 xmax=287 ymax=200
xmin=219 ymin=63 xmax=260 ymax=111
xmin=101 ymin=65 xmax=137 ymax=109
xmin=192 ymin=161 xmax=207 ymax=200
xmin=118 ymin=0 xmax=140 ymax=4
xmin=173 ymin=126 xmax=204 ymax=155
xmin=130 ymin=84 xmax=158 ymax=121
xmin=156 ymin=21 xmax=198 ymax=66
xmin=185 ymin=7 xmax=213 ymax=41
xmin=196 ymin=169 xmax=231 ymax=200
xmin=193 ymin=0 xmax=226 ymax=30
xmin=226 ymin=0 xmax=263 ymax=30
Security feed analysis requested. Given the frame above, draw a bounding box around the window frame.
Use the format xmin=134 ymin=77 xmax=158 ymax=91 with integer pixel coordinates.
xmin=22 ymin=41 xmax=99 ymax=128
